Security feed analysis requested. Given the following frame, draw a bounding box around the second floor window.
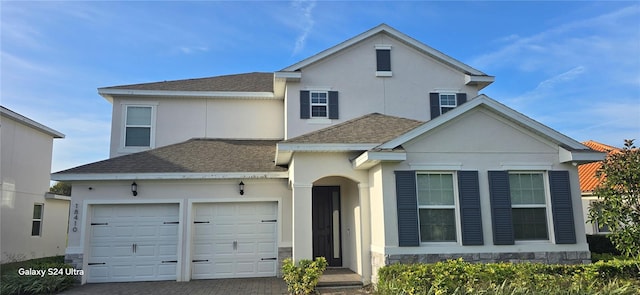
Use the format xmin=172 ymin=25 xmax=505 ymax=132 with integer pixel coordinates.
xmin=125 ymin=106 xmax=153 ymax=147
xmin=311 ymin=91 xmax=328 ymax=118
xmin=439 ymin=94 xmax=457 ymax=114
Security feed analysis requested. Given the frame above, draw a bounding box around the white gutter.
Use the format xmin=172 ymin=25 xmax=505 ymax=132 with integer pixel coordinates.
xmin=51 ymin=172 xmax=289 ymax=181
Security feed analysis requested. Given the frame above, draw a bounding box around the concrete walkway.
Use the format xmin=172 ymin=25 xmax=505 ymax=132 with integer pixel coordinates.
xmin=58 ymin=277 xmax=373 ymax=295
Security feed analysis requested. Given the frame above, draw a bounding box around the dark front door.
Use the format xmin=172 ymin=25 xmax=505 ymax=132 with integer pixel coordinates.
xmin=312 ymin=186 xmax=342 ymax=267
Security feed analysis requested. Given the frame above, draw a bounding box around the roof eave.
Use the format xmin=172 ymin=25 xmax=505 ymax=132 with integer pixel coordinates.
xmin=465 ymin=75 xmax=495 ymax=90
xmin=0 ymin=107 xmax=65 ymax=138
xmin=352 ymin=150 xmax=407 ymax=170
xmin=97 ymin=88 xmax=277 ymax=100
xmin=559 ymin=147 xmax=606 ymax=165
xmin=51 ymin=172 xmax=289 ymax=181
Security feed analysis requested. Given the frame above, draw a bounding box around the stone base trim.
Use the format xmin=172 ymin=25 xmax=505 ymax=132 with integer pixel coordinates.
xmin=64 ymin=253 xmax=83 ymax=270
xmin=371 ymin=251 xmax=591 ymax=283
xmin=277 ymin=247 xmax=292 ymax=278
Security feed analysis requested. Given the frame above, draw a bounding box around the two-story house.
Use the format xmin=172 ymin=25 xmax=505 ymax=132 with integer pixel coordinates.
xmin=52 ymin=24 xmax=604 ymax=284
xmin=1 ymin=106 xmax=68 ymax=263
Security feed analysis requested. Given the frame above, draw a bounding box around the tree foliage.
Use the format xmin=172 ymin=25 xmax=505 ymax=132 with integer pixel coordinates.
xmin=588 ymin=139 xmax=640 ymax=258
xmin=49 ymin=182 xmax=71 ymax=196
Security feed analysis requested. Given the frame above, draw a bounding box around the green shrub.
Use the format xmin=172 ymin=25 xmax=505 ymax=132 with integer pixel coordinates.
xmin=0 ymin=259 xmax=77 ymax=295
xmin=281 ymin=257 xmax=327 ymax=295
xmin=376 ymin=258 xmax=640 ymax=295
xmin=587 ymin=234 xmax=622 ymax=255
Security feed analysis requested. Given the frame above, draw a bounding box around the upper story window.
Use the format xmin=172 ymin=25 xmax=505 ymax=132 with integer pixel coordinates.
xmin=300 ymin=90 xmax=339 ymax=120
xmin=375 ymin=44 xmax=392 ymax=77
xmin=31 ymin=203 xmax=43 ymax=236
xmin=124 ymin=105 xmax=155 ymax=148
xmin=509 ymin=172 xmax=549 ymax=241
xmin=439 ymin=94 xmax=457 ymax=114
xmin=429 ymin=92 xmax=467 ymax=119
xmin=310 ymin=91 xmax=328 ymax=118
xmin=417 ymin=173 xmax=457 ymax=242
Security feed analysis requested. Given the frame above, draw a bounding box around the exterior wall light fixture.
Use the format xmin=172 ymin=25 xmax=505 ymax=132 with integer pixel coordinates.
xmin=131 ymin=181 xmax=138 ymax=196
xmin=239 ymin=181 xmax=245 ymax=195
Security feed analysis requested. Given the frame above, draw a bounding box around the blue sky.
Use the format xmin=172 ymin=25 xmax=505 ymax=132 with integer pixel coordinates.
xmin=1 ymin=1 xmax=639 ymax=174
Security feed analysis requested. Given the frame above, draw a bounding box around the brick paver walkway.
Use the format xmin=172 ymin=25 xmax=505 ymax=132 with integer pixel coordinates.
xmin=58 ymin=278 xmax=373 ymax=295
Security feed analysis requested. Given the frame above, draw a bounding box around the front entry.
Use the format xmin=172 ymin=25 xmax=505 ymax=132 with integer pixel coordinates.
xmin=312 ymin=186 xmax=342 ymax=267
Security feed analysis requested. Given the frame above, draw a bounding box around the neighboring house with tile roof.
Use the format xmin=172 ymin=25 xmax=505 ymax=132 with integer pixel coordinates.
xmin=52 ymin=24 xmax=604 ymax=285
xmin=579 ymin=140 xmax=620 ymax=235
xmin=1 ymin=106 xmax=68 ymax=263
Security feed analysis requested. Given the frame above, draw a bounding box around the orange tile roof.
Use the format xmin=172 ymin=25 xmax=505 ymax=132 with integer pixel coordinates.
xmin=578 ymin=140 xmax=620 ymax=193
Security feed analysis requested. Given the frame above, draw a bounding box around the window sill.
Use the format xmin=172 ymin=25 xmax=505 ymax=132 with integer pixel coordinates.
xmin=376 ymin=71 xmax=392 ymax=77
xmin=307 ymin=118 xmax=332 ymax=124
xmin=514 ymin=240 xmax=550 ymax=245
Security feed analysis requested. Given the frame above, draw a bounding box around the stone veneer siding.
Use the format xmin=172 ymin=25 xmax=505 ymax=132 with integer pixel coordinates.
xmin=277 ymin=247 xmax=292 ymax=278
xmin=371 ymin=251 xmax=591 ymax=283
xmin=65 ymin=253 xmax=83 ymax=270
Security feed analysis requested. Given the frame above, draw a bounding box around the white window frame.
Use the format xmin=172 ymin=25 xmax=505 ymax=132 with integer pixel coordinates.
xmin=121 ymin=103 xmax=157 ymax=152
xmin=509 ymin=171 xmax=552 ymax=242
xmin=416 ymin=172 xmax=461 ymax=245
xmin=31 ymin=203 xmax=43 ymax=237
xmin=310 ymin=91 xmax=329 ymax=118
xmin=439 ymin=93 xmax=457 ymax=114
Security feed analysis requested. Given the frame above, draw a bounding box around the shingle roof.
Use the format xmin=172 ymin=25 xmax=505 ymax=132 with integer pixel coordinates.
xmin=578 ymin=140 xmax=620 ymax=193
xmin=282 ymin=113 xmax=424 ymax=144
xmin=53 ymin=139 xmax=286 ymax=175
xmin=101 ymin=72 xmax=273 ymax=92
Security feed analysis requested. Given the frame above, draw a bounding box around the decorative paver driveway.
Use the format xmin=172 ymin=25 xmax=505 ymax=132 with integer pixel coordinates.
xmin=58 ymin=278 xmax=373 ymax=295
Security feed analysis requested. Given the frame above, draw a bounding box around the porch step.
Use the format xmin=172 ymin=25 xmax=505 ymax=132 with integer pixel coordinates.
xmin=317 ymin=268 xmax=363 ymax=289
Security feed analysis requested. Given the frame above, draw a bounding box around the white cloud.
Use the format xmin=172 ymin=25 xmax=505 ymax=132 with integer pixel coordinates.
xmin=291 ymin=0 xmax=316 ymax=55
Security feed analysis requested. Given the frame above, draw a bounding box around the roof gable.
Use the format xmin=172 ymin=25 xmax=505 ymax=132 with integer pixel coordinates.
xmin=378 ymin=95 xmax=592 ymax=152
xmin=280 ymin=24 xmax=493 ymax=88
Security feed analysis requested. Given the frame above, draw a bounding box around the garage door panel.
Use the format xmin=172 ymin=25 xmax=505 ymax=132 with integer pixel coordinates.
xmin=192 ymin=202 xmax=277 ymax=279
xmin=88 ymin=204 xmax=179 ymax=283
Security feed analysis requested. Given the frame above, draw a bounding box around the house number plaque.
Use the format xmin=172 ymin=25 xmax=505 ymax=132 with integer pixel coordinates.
xmin=72 ymin=203 xmax=79 ymax=232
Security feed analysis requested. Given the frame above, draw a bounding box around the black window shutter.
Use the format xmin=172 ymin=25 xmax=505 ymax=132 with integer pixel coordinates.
xmin=456 ymin=93 xmax=467 ymax=106
xmin=376 ymin=49 xmax=391 ymax=71
xmin=429 ymin=92 xmax=440 ymax=119
xmin=549 ymin=171 xmax=576 ymax=244
xmin=395 ymin=171 xmax=419 ymax=246
xmin=488 ymin=171 xmax=515 ymax=245
xmin=328 ymin=91 xmax=339 ymax=119
xmin=458 ymin=171 xmax=484 ymax=245
xmin=300 ymin=90 xmax=310 ymax=119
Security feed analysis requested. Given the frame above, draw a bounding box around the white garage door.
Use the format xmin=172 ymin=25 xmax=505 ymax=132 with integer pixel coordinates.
xmin=87 ymin=204 xmax=179 ymax=283
xmin=192 ymin=202 xmax=277 ymax=279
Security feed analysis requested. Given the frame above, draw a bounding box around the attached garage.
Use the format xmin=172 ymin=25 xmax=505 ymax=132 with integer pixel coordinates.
xmin=191 ymin=202 xmax=278 ymax=279
xmin=87 ymin=204 xmax=180 ymax=283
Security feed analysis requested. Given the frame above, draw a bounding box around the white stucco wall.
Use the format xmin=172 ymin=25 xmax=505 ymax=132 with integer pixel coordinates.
xmin=377 ymin=107 xmax=589 ymax=255
xmin=109 ymin=96 xmax=284 ymax=157
xmin=285 ymin=32 xmax=480 ymax=139
xmin=1 ymin=115 xmax=69 ymax=262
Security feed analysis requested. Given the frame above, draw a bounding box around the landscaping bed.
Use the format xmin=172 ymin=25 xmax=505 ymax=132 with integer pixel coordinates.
xmin=376 ymin=258 xmax=640 ymax=295
xmin=1 ymin=256 xmax=78 ymax=295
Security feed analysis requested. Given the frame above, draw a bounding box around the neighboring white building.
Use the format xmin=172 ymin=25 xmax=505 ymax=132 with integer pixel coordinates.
xmin=52 ymin=24 xmax=604 ymax=284
xmin=1 ymin=106 xmax=68 ymax=263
